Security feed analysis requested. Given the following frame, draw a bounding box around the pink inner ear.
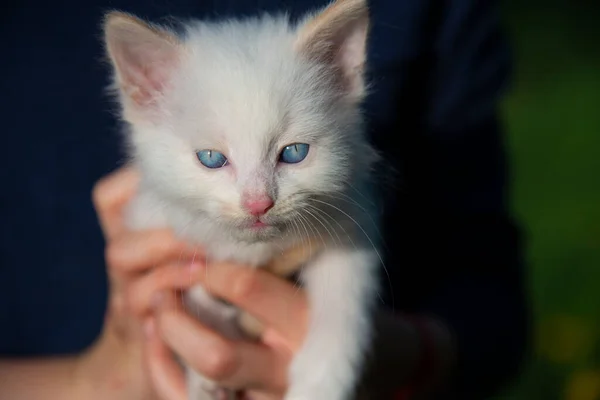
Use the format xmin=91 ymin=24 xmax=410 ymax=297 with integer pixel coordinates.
xmin=106 ymin=16 xmax=180 ymax=107
xmin=335 ymin=18 xmax=369 ymax=97
xmin=296 ymin=9 xmax=369 ymax=98
xmin=120 ymin=59 xmax=172 ymax=106
xmin=115 ymin=44 xmax=178 ymax=106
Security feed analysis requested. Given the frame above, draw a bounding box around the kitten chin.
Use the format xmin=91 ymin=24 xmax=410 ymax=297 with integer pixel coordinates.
xmin=125 ymin=187 xmax=293 ymax=266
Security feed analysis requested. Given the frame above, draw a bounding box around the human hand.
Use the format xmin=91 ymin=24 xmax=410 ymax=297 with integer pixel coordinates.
xmin=145 ymin=259 xmax=456 ymax=400
xmin=89 ymin=169 xmax=454 ymax=400
xmin=76 ymin=166 xmax=202 ymax=400
xmin=145 ymin=259 xmax=311 ymax=400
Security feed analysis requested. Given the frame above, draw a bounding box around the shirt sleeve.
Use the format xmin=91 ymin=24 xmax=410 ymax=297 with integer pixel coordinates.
xmin=373 ymin=1 xmax=530 ymax=397
xmin=416 ymin=2 xmax=529 ymax=397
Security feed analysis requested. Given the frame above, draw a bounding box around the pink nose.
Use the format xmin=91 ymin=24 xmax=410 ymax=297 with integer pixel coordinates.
xmin=243 ymin=197 xmax=274 ymax=217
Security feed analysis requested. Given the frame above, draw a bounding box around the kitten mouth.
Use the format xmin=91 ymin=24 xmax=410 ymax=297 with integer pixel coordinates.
xmin=235 ymin=218 xmax=283 ymax=242
xmin=250 ymin=220 xmax=269 ymax=229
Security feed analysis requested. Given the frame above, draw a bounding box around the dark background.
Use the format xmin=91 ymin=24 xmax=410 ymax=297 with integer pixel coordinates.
xmin=496 ymin=1 xmax=600 ymax=398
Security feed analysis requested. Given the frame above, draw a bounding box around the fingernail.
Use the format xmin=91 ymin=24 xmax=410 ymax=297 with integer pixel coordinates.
xmin=144 ymin=318 xmax=155 ymax=338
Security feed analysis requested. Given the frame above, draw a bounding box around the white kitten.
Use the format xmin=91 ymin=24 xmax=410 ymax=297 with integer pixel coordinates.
xmin=103 ymin=0 xmax=382 ymax=399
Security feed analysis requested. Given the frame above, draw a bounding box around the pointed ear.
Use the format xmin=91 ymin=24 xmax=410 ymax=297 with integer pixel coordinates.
xmin=103 ymin=11 xmax=182 ymax=109
xmin=295 ymin=0 xmax=370 ymax=99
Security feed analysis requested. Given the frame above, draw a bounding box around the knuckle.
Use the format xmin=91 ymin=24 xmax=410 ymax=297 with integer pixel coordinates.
xmin=127 ymin=293 xmax=146 ymax=318
xmin=111 ymin=293 xmax=127 ymax=316
xmin=141 ymin=229 xmax=178 ymax=259
xmin=122 ymin=290 xmax=137 ymax=316
xmin=105 ymin=240 xmax=126 ymax=270
xmin=91 ymin=177 xmax=110 ymax=210
xmin=203 ymin=345 xmax=237 ymax=381
xmin=153 ymin=230 xmax=178 ymax=251
xmin=153 ymin=266 xmax=175 ymax=288
xmin=152 ymin=265 xmax=168 ymax=281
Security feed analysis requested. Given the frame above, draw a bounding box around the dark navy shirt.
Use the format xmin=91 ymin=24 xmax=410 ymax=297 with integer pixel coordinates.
xmin=0 ymin=0 xmax=529 ymax=398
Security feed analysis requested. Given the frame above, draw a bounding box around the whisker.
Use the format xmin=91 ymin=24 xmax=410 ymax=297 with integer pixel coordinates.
xmin=318 ymin=192 xmax=385 ymax=245
xmin=307 ymin=204 xmax=344 ymax=244
xmin=308 ymin=204 xmax=388 ymax=305
xmin=322 ymin=191 xmax=366 ymax=211
xmin=310 ymin=198 xmax=394 ymax=311
xmin=305 ymin=205 xmax=341 ymax=247
xmin=300 ymin=209 xmax=328 ymax=249
xmin=289 ymin=211 xmax=308 ymax=269
xmin=296 ymin=211 xmax=330 ymax=330
xmin=292 ymin=211 xmax=314 ymax=296
xmin=345 ymin=182 xmax=376 ymax=207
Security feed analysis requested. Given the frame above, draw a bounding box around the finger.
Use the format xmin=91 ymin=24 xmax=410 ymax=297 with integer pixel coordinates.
xmin=106 ymin=229 xmax=201 ymax=277
xmin=156 ymin=308 xmax=287 ymax=391
xmin=126 ymin=262 xmax=204 ymax=317
xmin=144 ymin=318 xmax=188 ymax=400
xmin=232 ymin=341 xmax=288 ymax=393
xmin=92 ymin=167 xmax=139 ymax=240
xmin=193 ymin=263 xmax=308 ymax=348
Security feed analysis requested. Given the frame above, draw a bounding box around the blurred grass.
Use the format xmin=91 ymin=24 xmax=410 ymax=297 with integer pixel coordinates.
xmin=495 ymin=2 xmax=600 ymax=399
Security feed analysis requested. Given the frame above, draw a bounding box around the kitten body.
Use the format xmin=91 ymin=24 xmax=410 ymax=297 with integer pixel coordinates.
xmin=103 ymin=1 xmax=383 ymax=399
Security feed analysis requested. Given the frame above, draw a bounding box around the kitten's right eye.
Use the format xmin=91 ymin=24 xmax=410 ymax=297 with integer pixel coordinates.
xmin=279 ymin=143 xmax=310 ymax=164
xmin=196 ymin=150 xmax=228 ymax=169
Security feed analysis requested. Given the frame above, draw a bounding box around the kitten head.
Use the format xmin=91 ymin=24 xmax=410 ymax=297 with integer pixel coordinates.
xmin=103 ymin=0 xmax=377 ymax=243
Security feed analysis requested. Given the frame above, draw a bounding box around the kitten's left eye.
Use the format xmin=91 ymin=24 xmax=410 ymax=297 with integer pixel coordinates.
xmin=196 ymin=150 xmax=228 ymax=169
xmin=279 ymin=143 xmax=310 ymax=164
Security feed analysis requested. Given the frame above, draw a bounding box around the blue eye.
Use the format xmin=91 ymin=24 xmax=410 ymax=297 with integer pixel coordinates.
xmin=279 ymin=143 xmax=310 ymax=164
xmin=196 ymin=149 xmax=228 ymax=169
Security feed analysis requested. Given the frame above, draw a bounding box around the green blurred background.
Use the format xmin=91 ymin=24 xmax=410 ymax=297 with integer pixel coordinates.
xmin=495 ymin=1 xmax=600 ymax=399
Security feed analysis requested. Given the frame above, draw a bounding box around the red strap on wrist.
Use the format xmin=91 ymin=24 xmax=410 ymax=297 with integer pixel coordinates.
xmin=393 ymin=315 xmax=437 ymax=400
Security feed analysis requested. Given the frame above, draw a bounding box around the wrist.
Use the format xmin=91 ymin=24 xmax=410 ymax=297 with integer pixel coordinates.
xmin=0 ymin=356 xmax=86 ymax=400
xmin=74 ymin=326 xmax=147 ymax=400
xmin=72 ymin=334 xmax=115 ymax=400
xmin=72 ymin=349 xmax=95 ymax=399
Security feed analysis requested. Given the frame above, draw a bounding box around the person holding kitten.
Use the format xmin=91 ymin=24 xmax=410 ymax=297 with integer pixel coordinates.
xmin=0 ymin=0 xmax=529 ymax=399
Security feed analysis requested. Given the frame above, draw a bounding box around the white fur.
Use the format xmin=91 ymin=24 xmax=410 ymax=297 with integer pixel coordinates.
xmin=103 ymin=1 xmax=382 ymax=399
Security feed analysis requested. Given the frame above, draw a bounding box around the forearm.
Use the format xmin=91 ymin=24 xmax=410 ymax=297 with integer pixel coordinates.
xmin=0 ymin=329 xmax=151 ymax=400
xmin=0 ymin=356 xmax=84 ymax=400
